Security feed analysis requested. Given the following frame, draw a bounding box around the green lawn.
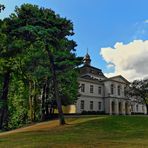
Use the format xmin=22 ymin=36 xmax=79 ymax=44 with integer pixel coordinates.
xmin=0 ymin=115 xmax=148 ymax=148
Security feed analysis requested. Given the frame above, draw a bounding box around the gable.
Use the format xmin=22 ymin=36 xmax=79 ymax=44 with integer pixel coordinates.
xmin=108 ymin=75 xmax=130 ymax=84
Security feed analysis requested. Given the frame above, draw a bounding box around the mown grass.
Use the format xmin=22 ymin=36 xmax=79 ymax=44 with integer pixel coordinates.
xmin=0 ymin=115 xmax=148 ymax=148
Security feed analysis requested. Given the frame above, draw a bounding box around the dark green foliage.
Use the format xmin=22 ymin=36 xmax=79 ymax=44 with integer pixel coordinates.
xmin=0 ymin=3 xmax=82 ymax=129
xmin=128 ymin=79 xmax=148 ymax=114
xmin=8 ymin=77 xmax=29 ymax=129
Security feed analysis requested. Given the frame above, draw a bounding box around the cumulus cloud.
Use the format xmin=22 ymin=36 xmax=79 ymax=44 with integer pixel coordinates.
xmin=100 ymin=40 xmax=148 ymax=81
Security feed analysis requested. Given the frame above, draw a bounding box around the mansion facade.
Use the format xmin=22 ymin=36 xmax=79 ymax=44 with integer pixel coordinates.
xmin=75 ymin=53 xmax=147 ymax=115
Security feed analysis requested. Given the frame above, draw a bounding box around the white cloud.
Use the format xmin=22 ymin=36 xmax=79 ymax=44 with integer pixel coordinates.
xmin=144 ymin=20 xmax=148 ymax=23
xmin=100 ymin=40 xmax=148 ymax=81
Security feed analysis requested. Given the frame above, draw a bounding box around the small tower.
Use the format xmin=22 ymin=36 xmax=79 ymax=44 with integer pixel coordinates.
xmin=83 ymin=50 xmax=91 ymax=66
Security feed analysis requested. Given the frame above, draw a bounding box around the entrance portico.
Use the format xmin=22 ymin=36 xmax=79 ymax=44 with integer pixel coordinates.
xmin=109 ymin=99 xmax=131 ymax=115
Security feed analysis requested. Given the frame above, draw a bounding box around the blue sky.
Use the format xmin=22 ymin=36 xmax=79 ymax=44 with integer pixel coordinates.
xmin=1 ymin=0 xmax=148 ymax=77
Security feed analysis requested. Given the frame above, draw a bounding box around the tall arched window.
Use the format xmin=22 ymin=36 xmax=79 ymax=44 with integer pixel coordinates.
xmin=118 ymin=85 xmax=121 ymax=96
xmin=111 ymin=84 xmax=114 ymax=95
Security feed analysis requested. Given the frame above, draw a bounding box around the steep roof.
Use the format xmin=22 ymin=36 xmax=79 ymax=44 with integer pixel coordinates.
xmin=79 ymin=65 xmax=106 ymax=79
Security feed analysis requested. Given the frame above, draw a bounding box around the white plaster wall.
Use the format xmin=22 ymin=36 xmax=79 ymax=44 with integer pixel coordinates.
xmin=76 ymin=96 xmax=104 ymax=113
xmin=132 ymin=103 xmax=147 ymax=114
xmin=79 ymin=80 xmax=104 ymax=97
xmin=77 ymin=77 xmax=146 ymax=115
xmin=104 ymin=81 xmax=126 ymax=98
xmin=104 ymin=98 xmax=110 ymax=114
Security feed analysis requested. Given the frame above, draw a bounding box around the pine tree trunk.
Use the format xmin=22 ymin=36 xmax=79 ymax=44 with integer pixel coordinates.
xmin=0 ymin=71 xmax=11 ymax=129
xmin=45 ymin=45 xmax=65 ymax=125
xmin=54 ymin=76 xmax=65 ymax=125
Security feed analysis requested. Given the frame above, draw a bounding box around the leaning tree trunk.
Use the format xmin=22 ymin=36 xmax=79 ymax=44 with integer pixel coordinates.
xmin=53 ymin=73 xmax=65 ymax=125
xmin=46 ymin=45 xmax=65 ymax=125
xmin=0 ymin=71 xmax=11 ymax=129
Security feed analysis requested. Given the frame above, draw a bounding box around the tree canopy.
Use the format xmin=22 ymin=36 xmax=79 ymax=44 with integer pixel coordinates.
xmin=0 ymin=4 xmax=82 ymax=129
xmin=128 ymin=79 xmax=148 ymax=114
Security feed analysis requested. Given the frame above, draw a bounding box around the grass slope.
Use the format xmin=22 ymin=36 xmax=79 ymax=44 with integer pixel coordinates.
xmin=0 ymin=116 xmax=148 ymax=148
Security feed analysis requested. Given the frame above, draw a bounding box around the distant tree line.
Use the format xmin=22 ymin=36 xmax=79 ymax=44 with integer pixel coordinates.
xmin=128 ymin=79 xmax=148 ymax=115
xmin=0 ymin=4 xmax=82 ymax=130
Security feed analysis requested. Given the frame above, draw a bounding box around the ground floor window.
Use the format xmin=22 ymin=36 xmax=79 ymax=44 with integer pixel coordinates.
xmin=98 ymin=102 xmax=102 ymax=110
xmin=136 ymin=104 xmax=138 ymax=112
xmin=90 ymin=101 xmax=93 ymax=110
xmin=142 ymin=105 xmax=145 ymax=112
xmin=131 ymin=105 xmax=133 ymax=112
xmin=81 ymin=100 xmax=84 ymax=110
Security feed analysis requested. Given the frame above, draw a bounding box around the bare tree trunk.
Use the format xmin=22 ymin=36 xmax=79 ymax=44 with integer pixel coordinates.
xmin=29 ymin=81 xmax=33 ymax=122
xmin=32 ymin=81 xmax=37 ymax=121
xmin=45 ymin=80 xmax=50 ymax=119
xmin=0 ymin=71 xmax=11 ymax=129
xmin=45 ymin=45 xmax=65 ymax=125
xmin=41 ymin=83 xmax=46 ymax=121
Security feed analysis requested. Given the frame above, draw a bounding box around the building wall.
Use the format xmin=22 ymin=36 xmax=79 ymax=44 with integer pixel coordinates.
xmin=76 ymin=96 xmax=104 ymax=113
xmin=76 ymin=77 xmax=146 ymax=115
xmin=131 ymin=102 xmax=147 ymax=114
xmin=104 ymin=80 xmax=127 ymax=98
xmin=78 ymin=79 xmax=104 ymax=97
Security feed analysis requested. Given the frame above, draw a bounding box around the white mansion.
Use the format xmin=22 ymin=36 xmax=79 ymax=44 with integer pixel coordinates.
xmin=75 ymin=53 xmax=147 ymax=115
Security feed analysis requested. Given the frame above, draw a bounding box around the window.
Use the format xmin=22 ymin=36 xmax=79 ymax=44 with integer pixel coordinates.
xmin=90 ymin=101 xmax=93 ymax=110
xmin=142 ymin=105 xmax=144 ymax=112
xmin=124 ymin=87 xmax=126 ymax=96
xmin=118 ymin=85 xmax=121 ymax=96
xmin=81 ymin=100 xmax=84 ymax=110
xmin=110 ymin=84 xmax=114 ymax=95
xmin=90 ymin=85 xmax=94 ymax=93
xmin=131 ymin=105 xmax=133 ymax=112
xmin=81 ymin=84 xmax=85 ymax=92
xmin=124 ymin=86 xmax=128 ymax=97
xmin=98 ymin=86 xmax=102 ymax=95
xmin=98 ymin=102 xmax=102 ymax=110
xmin=136 ymin=104 xmax=138 ymax=112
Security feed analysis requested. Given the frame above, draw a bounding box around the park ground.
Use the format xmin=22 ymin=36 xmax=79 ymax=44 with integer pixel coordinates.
xmin=0 ymin=115 xmax=148 ymax=148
